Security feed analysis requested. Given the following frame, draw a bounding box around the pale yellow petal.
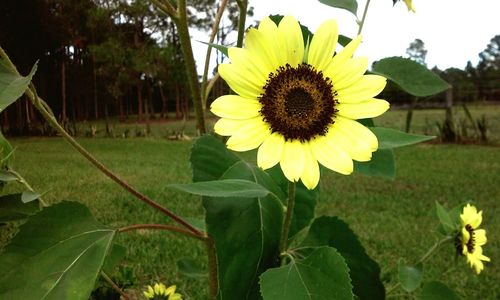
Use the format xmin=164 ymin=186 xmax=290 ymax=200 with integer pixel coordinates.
xmin=328 ymin=57 xmax=368 ymax=90
xmin=165 ymin=285 xmax=176 ymax=295
xmin=325 ymin=35 xmax=362 ymax=73
xmin=308 ymin=19 xmax=338 ymax=71
xmin=310 ymin=136 xmax=353 ymax=175
xmin=474 ymin=229 xmax=487 ymax=246
xmin=460 ymin=204 xmax=482 ymax=228
xmin=337 ymin=98 xmax=390 ymax=119
xmin=327 ymin=123 xmax=372 ymax=161
xmin=277 ymin=16 xmax=304 ymax=67
xmin=226 ymin=117 xmax=270 ymax=151
xmin=228 ymin=47 xmax=270 ymax=84
xmin=218 ymin=63 xmax=264 ymax=99
xmin=300 ymin=142 xmax=320 ymax=189
xmin=210 ymin=95 xmax=261 ymax=119
xmin=257 ymin=132 xmax=285 ymax=170
xmin=245 ymin=25 xmax=280 ymax=71
xmin=335 ymin=116 xmax=378 ymax=151
xmin=336 ymin=75 xmax=387 ymax=103
xmin=214 ymin=118 xmax=244 ymax=136
xmin=280 ymin=140 xmax=305 ymax=182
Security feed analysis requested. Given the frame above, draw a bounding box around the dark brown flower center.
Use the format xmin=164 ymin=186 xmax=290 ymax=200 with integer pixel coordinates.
xmin=456 ymin=224 xmax=476 ymax=255
xmin=259 ymin=63 xmax=337 ymax=141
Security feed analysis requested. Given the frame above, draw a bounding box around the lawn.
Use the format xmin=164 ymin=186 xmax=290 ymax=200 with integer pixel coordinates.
xmin=1 ymin=105 xmax=499 ymax=299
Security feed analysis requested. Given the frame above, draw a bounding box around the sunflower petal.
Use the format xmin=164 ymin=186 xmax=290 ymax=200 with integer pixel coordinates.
xmin=300 ymin=143 xmax=320 ymax=189
xmin=228 ymin=47 xmax=270 ymax=83
xmin=308 ymin=19 xmax=338 ymax=71
xmin=310 ymin=136 xmax=353 ymax=175
xmin=226 ymin=118 xmax=270 ymax=151
xmin=210 ymin=95 xmax=261 ymax=119
xmin=246 ymin=21 xmax=281 ymax=71
xmin=328 ymin=124 xmax=373 ymax=161
xmin=475 ymin=229 xmax=487 ymax=246
xmin=280 ymin=140 xmax=305 ymax=182
xmin=326 ymin=35 xmax=362 ymax=72
xmin=213 ymin=118 xmax=244 ymax=136
xmin=258 ymin=132 xmax=285 ymax=170
xmin=337 ymin=98 xmax=390 ymax=119
xmin=219 ymin=63 xmax=264 ymax=99
xmin=328 ymin=57 xmax=368 ymax=90
xmin=335 ymin=116 xmax=378 ymax=151
xmin=278 ymin=16 xmax=304 ymax=67
xmin=337 ymin=74 xmax=387 ymax=103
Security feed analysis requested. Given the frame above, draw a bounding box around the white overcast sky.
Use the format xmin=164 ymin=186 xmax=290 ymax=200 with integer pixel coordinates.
xmin=192 ymin=0 xmax=500 ymax=74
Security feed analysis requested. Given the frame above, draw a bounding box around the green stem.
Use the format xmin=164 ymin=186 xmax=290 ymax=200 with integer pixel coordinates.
xmin=100 ymin=271 xmax=130 ymax=300
xmin=386 ymin=236 xmax=454 ymax=295
xmin=149 ymin=0 xmax=178 ymax=18
xmin=201 ymin=0 xmax=229 ymax=107
xmin=205 ymin=236 xmax=219 ymax=299
xmin=7 ymin=169 xmax=48 ymax=207
xmin=280 ymin=181 xmax=296 ymax=257
xmin=173 ymin=0 xmax=207 ymax=134
xmin=0 ymin=46 xmax=204 ymax=238
xmin=357 ymin=0 xmax=371 ymax=35
xmin=236 ymin=0 xmax=248 ymax=47
xmin=118 ymin=224 xmax=205 ymax=240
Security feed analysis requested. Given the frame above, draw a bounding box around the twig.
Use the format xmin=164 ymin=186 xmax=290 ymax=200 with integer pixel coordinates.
xmin=100 ymin=271 xmax=130 ymax=300
xmin=118 ymin=224 xmax=205 ymax=240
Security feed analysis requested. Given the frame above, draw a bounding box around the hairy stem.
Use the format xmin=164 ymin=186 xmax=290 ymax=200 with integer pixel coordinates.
xmin=118 ymin=224 xmax=205 ymax=240
xmin=280 ymin=181 xmax=296 ymax=258
xmin=386 ymin=236 xmax=454 ymax=294
xmin=236 ymin=0 xmax=248 ymax=47
xmin=100 ymin=271 xmax=130 ymax=300
xmin=357 ymin=0 xmax=371 ymax=35
xmin=205 ymin=236 xmax=219 ymax=299
xmin=201 ymin=0 xmax=229 ymax=107
xmin=173 ymin=0 xmax=207 ymax=134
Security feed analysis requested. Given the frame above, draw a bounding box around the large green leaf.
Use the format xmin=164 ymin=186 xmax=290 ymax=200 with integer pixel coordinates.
xmin=435 ymin=202 xmax=456 ymax=235
xmin=0 ymin=193 xmax=40 ymax=223
xmin=370 ymin=127 xmax=435 ymax=149
xmin=168 ymin=179 xmax=270 ymax=198
xmin=266 ymin=165 xmax=318 ymax=238
xmin=372 ymin=57 xmax=450 ymax=97
xmin=177 ymin=258 xmax=207 ymax=278
xmin=318 ymin=0 xmax=358 ymax=16
xmin=0 ymin=131 xmax=13 ymax=166
xmin=259 ymin=246 xmax=353 ymax=300
xmin=190 ymin=135 xmax=240 ymax=182
xmin=417 ymin=281 xmax=460 ymax=300
xmin=354 ymin=148 xmax=395 ymax=179
xmin=0 ymin=201 xmax=116 ymax=300
xmin=203 ymin=161 xmax=283 ymax=299
xmin=101 ymin=244 xmax=126 ymax=274
xmin=398 ymin=261 xmax=423 ymax=292
xmin=0 ymin=60 xmax=37 ymax=112
xmin=300 ymin=216 xmax=384 ymax=300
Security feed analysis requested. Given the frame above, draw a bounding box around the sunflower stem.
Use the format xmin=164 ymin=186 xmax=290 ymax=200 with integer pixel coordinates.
xmin=206 ymin=236 xmax=219 ymax=299
xmin=100 ymin=271 xmax=130 ymax=300
xmin=357 ymin=0 xmax=371 ymax=35
xmin=386 ymin=235 xmax=454 ymax=294
xmin=236 ymin=0 xmax=248 ymax=47
xmin=280 ymin=181 xmax=297 ymax=261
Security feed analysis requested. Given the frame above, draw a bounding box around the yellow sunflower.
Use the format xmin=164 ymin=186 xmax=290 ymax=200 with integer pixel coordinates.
xmin=456 ymin=204 xmax=490 ymax=274
xmin=143 ymin=283 xmax=182 ymax=300
xmin=211 ymin=16 xmax=389 ymax=189
xmin=403 ymin=0 xmax=416 ymax=12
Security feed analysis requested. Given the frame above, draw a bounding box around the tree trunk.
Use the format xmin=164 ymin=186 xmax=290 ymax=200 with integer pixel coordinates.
xmin=61 ymin=48 xmax=67 ymax=126
xmin=175 ymin=83 xmax=182 ymax=119
xmin=159 ymin=84 xmax=168 ymax=119
xmin=92 ymin=53 xmax=99 ymax=120
xmin=137 ymin=83 xmax=143 ymax=122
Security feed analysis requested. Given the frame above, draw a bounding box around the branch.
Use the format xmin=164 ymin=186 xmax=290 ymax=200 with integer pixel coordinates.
xmin=118 ymin=224 xmax=205 ymax=240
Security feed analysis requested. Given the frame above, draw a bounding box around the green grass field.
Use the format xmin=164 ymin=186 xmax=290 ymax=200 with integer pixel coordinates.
xmin=1 ymin=105 xmax=500 ymax=299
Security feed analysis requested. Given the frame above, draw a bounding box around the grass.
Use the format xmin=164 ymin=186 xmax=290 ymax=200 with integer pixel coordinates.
xmin=1 ymin=105 xmax=500 ymax=299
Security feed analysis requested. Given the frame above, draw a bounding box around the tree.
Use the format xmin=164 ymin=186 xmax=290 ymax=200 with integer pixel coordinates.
xmin=406 ymin=38 xmax=427 ymax=66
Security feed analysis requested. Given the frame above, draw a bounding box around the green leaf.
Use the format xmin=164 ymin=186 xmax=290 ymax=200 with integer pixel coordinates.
xmin=177 ymin=258 xmax=207 ymax=278
xmin=300 ymin=216 xmax=384 ymax=300
xmin=0 ymin=170 xmax=17 ymax=182
xmin=398 ymin=261 xmax=423 ymax=292
xmin=0 ymin=60 xmax=37 ymax=112
xmin=190 ymin=135 xmax=240 ymax=182
xmin=417 ymin=281 xmax=460 ymax=300
xmin=260 ymin=246 xmax=353 ymax=300
xmin=0 ymin=201 xmax=116 ymax=300
xmin=266 ymin=165 xmax=318 ymax=238
xmin=338 ymin=35 xmax=353 ymax=47
xmin=318 ymin=0 xmax=358 ymax=16
xmin=102 ymin=244 xmax=126 ymax=274
xmin=0 ymin=131 xmax=13 ymax=166
xmin=199 ymin=41 xmax=229 ymax=56
xmin=435 ymin=202 xmax=456 ymax=235
xmin=372 ymin=57 xmax=450 ymax=97
xmin=371 ymin=127 xmax=435 ymax=149
xmin=0 ymin=193 xmax=40 ymax=223
xmin=168 ymin=179 xmax=270 ymax=198
xmin=183 ymin=217 xmax=206 ymax=232
xmin=21 ymin=190 xmax=40 ymax=203
xmin=203 ymin=161 xmax=283 ymax=299
xmin=354 ymin=148 xmax=395 ymax=179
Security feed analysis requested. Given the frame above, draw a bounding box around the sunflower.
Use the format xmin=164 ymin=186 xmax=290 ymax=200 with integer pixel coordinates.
xmin=456 ymin=204 xmax=490 ymax=274
xmin=143 ymin=283 xmax=182 ymax=300
xmin=211 ymin=16 xmax=389 ymax=189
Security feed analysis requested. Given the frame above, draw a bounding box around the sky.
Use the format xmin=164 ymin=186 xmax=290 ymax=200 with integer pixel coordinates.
xmin=192 ymin=0 xmax=500 ymax=74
